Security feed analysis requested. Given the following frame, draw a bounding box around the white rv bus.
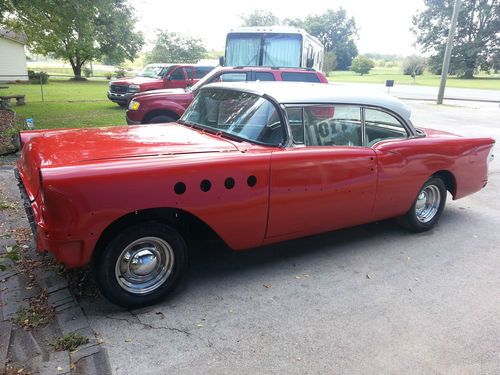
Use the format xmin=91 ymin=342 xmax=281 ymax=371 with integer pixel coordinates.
xmin=224 ymin=26 xmax=324 ymax=71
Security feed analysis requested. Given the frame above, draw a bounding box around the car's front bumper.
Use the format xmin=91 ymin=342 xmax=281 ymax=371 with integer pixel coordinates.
xmin=126 ymin=114 xmax=142 ymax=125
xmin=15 ymin=168 xmax=89 ymax=268
xmin=107 ymin=91 xmax=134 ymax=104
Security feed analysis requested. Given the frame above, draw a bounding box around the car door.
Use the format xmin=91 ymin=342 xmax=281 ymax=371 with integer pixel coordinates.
xmin=266 ymin=105 xmax=378 ymax=240
xmin=364 ymin=107 xmax=431 ymax=221
xmin=165 ymin=67 xmax=187 ymax=89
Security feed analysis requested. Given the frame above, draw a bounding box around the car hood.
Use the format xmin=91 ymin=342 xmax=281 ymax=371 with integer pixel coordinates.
xmin=111 ymin=77 xmax=160 ymax=85
xmin=21 ymin=123 xmax=239 ymax=168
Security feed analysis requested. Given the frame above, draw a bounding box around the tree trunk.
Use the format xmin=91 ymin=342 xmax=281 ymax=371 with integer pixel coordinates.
xmin=68 ymin=56 xmax=85 ymax=80
xmin=72 ymin=64 xmax=82 ymax=78
xmin=462 ymin=52 xmax=477 ymax=79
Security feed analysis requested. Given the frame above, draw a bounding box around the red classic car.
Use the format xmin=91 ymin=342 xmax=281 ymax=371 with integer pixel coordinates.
xmin=16 ymin=82 xmax=494 ymax=307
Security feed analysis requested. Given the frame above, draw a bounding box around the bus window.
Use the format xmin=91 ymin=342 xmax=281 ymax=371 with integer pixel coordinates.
xmin=262 ymin=34 xmax=302 ymax=67
xmin=226 ymin=36 xmax=261 ymax=66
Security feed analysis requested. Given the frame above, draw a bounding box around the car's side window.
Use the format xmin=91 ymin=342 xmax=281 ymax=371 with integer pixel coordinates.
xmin=285 ymin=108 xmax=305 ymax=144
xmin=364 ymin=108 xmax=408 ymax=146
xmin=185 ymin=67 xmax=194 ymax=80
xmin=255 ymin=72 xmax=276 ymax=81
xmin=299 ymin=105 xmax=362 ymax=147
xmin=194 ymin=67 xmax=212 ymax=79
xmin=281 ymin=72 xmax=321 ymax=83
xmin=218 ymin=73 xmax=248 ymax=82
xmin=170 ymin=68 xmax=185 ymax=81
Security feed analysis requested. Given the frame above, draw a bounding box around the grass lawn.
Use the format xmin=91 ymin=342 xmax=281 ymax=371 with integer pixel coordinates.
xmin=2 ymin=80 xmax=126 ymax=129
xmin=328 ymin=67 xmax=500 ymax=90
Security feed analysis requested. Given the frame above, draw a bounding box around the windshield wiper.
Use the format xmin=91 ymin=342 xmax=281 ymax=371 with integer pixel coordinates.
xmin=217 ymin=131 xmax=244 ymax=143
xmin=178 ymin=119 xmax=211 ymax=133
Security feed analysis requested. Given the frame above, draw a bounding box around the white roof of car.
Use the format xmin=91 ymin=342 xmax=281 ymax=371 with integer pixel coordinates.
xmin=205 ymin=82 xmax=412 ymax=122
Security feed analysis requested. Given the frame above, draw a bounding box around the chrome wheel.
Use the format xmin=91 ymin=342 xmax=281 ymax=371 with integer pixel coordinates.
xmin=115 ymin=237 xmax=174 ymax=295
xmin=415 ymin=184 xmax=441 ymax=223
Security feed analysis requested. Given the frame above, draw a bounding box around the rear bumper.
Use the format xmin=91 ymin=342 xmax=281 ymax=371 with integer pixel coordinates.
xmin=107 ymin=91 xmax=134 ymax=104
xmin=15 ymin=168 xmax=88 ymax=268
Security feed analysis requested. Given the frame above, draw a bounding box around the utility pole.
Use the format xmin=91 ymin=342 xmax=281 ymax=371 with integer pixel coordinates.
xmin=437 ymin=0 xmax=461 ymax=104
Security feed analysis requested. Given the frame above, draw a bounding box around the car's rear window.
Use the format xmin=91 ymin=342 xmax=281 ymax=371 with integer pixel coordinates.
xmin=281 ymin=72 xmax=320 ymax=83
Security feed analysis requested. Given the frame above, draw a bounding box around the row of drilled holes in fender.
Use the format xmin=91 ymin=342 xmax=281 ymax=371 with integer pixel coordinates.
xmin=174 ymin=175 xmax=257 ymax=195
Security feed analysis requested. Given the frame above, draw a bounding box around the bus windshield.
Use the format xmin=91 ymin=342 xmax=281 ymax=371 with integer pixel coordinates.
xmin=226 ymin=33 xmax=302 ymax=67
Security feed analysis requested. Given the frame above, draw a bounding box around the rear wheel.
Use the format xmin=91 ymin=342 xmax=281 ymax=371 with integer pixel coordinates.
xmin=147 ymin=115 xmax=175 ymax=124
xmin=398 ymin=177 xmax=447 ymax=232
xmin=95 ymin=222 xmax=188 ymax=308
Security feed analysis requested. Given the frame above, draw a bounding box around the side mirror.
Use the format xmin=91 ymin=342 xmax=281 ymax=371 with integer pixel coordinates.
xmin=219 ymin=56 xmax=225 ymax=66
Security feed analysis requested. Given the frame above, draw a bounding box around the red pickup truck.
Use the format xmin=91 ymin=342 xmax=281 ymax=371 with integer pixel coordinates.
xmin=108 ymin=64 xmax=214 ymax=106
xmin=126 ymin=66 xmax=329 ymax=124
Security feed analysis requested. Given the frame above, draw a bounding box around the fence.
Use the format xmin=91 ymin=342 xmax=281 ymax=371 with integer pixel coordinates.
xmin=0 ymin=73 xmax=110 ymax=103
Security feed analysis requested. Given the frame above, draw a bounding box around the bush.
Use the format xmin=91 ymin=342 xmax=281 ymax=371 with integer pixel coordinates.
xmin=105 ymin=73 xmax=113 ymax=80
xmin=402 ymin=55 xmax=426 ymax=76
xmin=83 ymin=67 xmax=92 ymax=78
xmin=350 ymin=55 xmax=375 ymax=75
xmin=114 ymin=68 xmax=126 ymax=78
xmin=28 ymin=70 xmax=49 ymax=84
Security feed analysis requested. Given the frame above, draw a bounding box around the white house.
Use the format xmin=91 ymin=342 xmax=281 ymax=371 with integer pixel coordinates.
xmin=0 ymin=28 xmax=29 ymax=82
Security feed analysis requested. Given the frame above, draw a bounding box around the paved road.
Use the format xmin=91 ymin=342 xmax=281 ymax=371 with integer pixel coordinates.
xmin=334 ymin=81 xmax=500 ymax=103
xmin=81 ymin=100 xmax=500 ymax=374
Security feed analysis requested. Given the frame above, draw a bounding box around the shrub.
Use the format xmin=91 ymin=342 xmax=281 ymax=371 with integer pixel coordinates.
xmin=114 ymin=68 xmax=126 ymax=78
xmin=402 ymin=55 xmax=426 ymax=76
xmin=105 ymin=73 xmax=113 ymax=80
xmin=83 ymin=67 xmax=92 ymax=78
xmin=350 ymin=55 xmax=375 ymax=75
xmin=28 ymin=70 xmax=49 ymax=84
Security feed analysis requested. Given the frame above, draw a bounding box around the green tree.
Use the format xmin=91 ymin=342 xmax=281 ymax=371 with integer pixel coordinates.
xmin=5 ymin=0 xmax=143 ymax=79
xmin=240 ymin=10 xmax=279 ymax=26
xmin=350 ymin=55 xmax=375 ymax=75
xmin=0 ymin=0 xmax=12 ymax=22
xmin=323 ymin=51 xmax=337 ymax=74
xmin=287 ymin=8 xmax=359 ymax=70
xmin=413 ymin=0 xmax=500 ymax=78
xmin=401 ymin=55 xmax=426 ymax=76
xmin=146 ymin=30 xmax=206 ymax=64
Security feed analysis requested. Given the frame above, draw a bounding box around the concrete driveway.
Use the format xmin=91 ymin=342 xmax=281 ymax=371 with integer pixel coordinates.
xmin=334 ymin=81 xmax=500 ymax=103
xmin=80 ymin=100 xmax=500 ymax=374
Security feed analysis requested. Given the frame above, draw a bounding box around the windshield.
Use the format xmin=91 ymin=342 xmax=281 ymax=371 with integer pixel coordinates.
xmin=137 ymin=65 xmax=171 ymax=78
xmin=226 ymin=33 xmax=302 ymax=67
xmin=181 ymin=89 xmax=284 ymax=146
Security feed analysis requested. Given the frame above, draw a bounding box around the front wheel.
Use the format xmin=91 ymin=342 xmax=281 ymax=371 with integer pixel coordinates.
xmin=95 ymin=222 xmax=188 ymax=308
xmin=147 ymin=115 xmax=175 ymax=124
xmin=398 ymin=177 xmax=447 ymax=232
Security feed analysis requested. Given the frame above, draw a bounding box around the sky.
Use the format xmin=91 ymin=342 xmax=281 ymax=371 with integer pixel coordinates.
xmin=133 ymin=0 xmax=425 ymax=56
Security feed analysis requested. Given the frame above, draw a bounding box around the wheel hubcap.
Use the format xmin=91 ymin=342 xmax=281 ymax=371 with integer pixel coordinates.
xmin=115 ymin=237 xmax=174 ymax=295
xmin=415 ymin=185 xmax=441 ymax=223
